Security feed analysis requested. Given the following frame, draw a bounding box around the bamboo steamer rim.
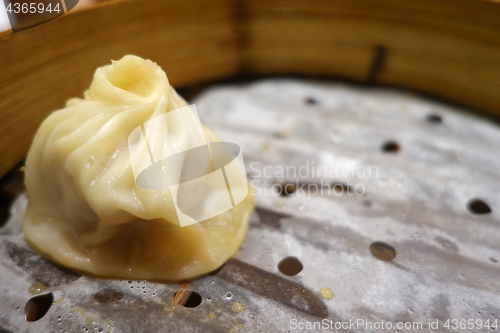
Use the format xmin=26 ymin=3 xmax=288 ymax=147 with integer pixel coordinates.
xmin=1 ymin=0 xmax=499 ymax=177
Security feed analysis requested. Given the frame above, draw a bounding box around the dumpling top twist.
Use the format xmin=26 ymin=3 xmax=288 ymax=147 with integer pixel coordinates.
xmin=22 ymin=55 xmax=254 ymax=281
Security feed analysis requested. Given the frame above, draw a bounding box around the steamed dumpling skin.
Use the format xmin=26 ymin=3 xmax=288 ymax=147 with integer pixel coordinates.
xmin=22 ymin=55 xmax=254 ymax=281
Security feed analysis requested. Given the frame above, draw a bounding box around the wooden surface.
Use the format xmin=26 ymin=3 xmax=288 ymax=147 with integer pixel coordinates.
xmin=1 ymin=0 xmax=500 ymax=177
xmin=244 ymin=0 xmax=500 ymax=113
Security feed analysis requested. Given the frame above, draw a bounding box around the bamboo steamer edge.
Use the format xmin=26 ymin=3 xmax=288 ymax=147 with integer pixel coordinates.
xmin=0 ymin=0 xmax=499 ymax=177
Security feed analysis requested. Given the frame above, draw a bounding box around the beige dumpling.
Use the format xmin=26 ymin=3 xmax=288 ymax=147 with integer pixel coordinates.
xmin=22 ymin=55 xmax=254 ymax=281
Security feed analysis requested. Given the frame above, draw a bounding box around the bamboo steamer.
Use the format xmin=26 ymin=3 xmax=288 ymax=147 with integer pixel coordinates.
xmin=1 ymin=0 xmax=499 ymax=177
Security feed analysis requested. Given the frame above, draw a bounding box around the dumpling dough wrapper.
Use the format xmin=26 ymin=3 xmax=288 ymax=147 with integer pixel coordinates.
xmin=22 ymin=55 xmax=255 ymax=281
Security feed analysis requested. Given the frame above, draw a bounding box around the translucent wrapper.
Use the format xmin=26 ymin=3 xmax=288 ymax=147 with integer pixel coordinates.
xmin=22 ymin=55 xmax=254 ymax=281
